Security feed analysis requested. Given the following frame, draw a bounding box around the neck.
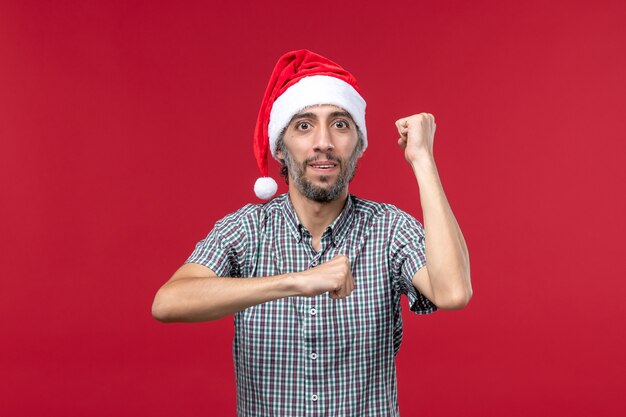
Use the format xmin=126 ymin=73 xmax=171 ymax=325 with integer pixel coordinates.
xmin=288 ymin=186 xmax=348 ymax=240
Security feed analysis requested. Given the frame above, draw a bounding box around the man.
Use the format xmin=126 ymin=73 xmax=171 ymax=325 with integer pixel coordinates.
xmin=152 ymin=49 xmax=472 ymax=416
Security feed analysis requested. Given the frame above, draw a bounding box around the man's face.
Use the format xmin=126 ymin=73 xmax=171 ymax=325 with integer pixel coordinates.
xmin=276 ymin=104 xmax=363 ymax=203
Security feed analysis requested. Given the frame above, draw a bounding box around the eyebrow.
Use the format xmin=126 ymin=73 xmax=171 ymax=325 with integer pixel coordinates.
xmin=289 ymin=110 xmax=355 ymax=124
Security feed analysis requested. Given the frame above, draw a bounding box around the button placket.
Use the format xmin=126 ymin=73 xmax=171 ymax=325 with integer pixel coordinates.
xmin=302 ymin=296 xmax=318 ymax=410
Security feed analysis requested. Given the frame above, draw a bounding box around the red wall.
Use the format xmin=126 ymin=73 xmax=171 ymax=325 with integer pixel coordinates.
xmin=2 ymin=0 xmax=625 ymax=416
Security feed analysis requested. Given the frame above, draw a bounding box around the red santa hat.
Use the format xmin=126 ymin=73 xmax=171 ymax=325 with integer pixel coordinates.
xmin=253 ymin=49 xmax=367 ymax=200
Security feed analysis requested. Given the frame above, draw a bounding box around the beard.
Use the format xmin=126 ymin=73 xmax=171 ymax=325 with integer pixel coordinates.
xmin=282 ymin=148 xmax=360 ymax=203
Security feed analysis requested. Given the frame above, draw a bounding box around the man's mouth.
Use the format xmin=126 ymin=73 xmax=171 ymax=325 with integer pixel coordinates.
xmin=308 ymin=160 xmax=338 ymax=171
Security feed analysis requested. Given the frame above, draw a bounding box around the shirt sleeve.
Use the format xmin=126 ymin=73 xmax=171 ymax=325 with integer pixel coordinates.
xmin=185 ymin=207 xmax=253 ymax=277
xmin=390 ymin=212 xmax=437 ymax=314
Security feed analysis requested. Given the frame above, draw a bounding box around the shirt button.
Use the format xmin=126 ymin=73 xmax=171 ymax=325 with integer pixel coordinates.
xmin=311 ymin=394 xmax=318 ymax=401
xmin=311 ymin=260 xmax=319 ymax=266
xmin=310 ymin=353 xmax=317 ymax=360
xmin=309 ymin=308 xmax=317 ymax=316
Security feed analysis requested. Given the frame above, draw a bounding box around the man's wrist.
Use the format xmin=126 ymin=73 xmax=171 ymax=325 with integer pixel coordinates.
xmin=278 ymin=272 xmax=303 ymax=297
xmin=409 ymin=153 xmax=436 ymax=173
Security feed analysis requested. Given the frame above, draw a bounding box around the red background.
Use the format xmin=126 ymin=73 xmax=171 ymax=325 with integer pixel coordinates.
xmin=2 ymin=0 xmax=625 ymax=416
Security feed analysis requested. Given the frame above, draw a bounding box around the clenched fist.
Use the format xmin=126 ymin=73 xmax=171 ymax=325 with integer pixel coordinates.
xmin=296 ymin=255 xmax=354 ymax=299
xmin=396 ymin=113 xmax=436 ymax=165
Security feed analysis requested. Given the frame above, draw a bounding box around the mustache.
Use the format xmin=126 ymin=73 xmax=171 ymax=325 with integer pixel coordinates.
xmin=304 ymin=153 xmax=342 ymax=165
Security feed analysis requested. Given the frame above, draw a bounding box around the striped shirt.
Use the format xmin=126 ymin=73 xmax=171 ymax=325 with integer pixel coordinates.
xmin=187 ymin=193 xmax=436 ymax=417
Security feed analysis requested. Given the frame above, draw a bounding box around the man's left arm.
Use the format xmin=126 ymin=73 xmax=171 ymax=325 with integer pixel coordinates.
xmin=396 ymin=113 xmax=472 ymax=310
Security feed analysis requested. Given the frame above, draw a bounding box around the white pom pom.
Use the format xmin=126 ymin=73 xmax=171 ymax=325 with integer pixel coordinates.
xmin=254 ymin=177 xmax=278 ymax=200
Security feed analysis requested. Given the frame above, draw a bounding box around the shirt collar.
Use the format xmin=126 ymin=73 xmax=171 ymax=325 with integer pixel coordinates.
xmin=282 ymin=194 xmax=303 ymax=242
xmin=282 ymin=193 xmax=355 ymax=246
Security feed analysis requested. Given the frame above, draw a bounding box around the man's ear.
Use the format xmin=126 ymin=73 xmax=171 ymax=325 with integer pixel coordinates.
xmin=354 ymin=144 xmax=365 ymax=160
xmin=275 ymin=148 xmax=284 ymax=160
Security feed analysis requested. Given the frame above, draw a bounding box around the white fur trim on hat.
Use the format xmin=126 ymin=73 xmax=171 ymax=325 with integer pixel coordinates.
xmin=267 ymin=75 xmax=367 ymax=158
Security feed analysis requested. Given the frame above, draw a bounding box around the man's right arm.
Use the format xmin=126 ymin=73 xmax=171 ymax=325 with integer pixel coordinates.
xmin=151 ymin=255 xmax=353 ymax=323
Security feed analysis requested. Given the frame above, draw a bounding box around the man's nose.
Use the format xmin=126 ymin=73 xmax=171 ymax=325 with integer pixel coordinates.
xmin=313 ymin=125 xmax=335 ymax=152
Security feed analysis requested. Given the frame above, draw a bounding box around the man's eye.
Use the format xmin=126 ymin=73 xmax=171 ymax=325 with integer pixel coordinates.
xmin=334 ymin=120 xmax=349 ymax=129
xmin=297 ymin=122 xmax=311 ymax=130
